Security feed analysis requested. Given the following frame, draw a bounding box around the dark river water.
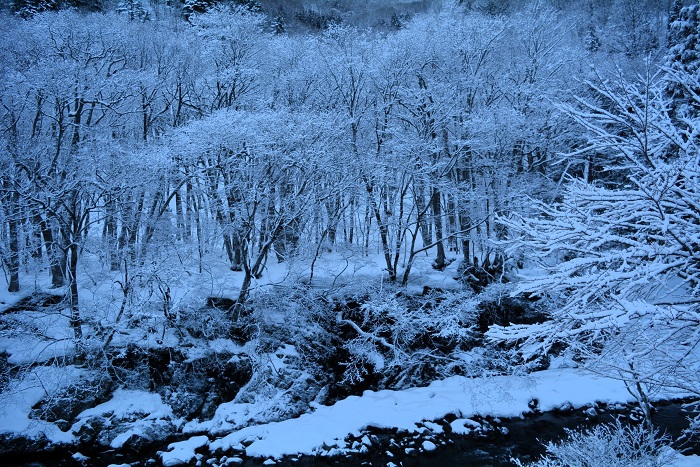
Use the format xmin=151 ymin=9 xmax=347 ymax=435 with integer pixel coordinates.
xmin=398 ymin=403 xmax=699 ymax=467
xmin=6 ymin=402 xmax=698 ymax=467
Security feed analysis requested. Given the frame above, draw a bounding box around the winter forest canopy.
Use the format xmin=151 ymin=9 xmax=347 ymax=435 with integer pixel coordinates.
xmin=1 ymin=0 xmax=700 ymax=465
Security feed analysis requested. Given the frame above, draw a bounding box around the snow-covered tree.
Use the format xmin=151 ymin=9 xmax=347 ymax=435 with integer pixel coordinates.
xmin=488 ymin=66 xmax=700 ymax=424
xmin=116 ymin=0 xmax=149 ymax=21
xmin=182 ymin=0 xmax=210 ymax=19
xmin=10 ymin=0 xmax=58 ymax=17
xmin=172 ymin=107 xmax=342 ymax=306
xmin=608 ymin=0 xmax=662 ymax=58
xmin=666 ymin=1 xmax=700 ymax=119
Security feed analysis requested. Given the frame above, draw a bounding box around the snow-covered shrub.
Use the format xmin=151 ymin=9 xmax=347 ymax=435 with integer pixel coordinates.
xmin=681 ymin=401 xmax=700 ymax=447
xmin=246 ymin=285 xmax=339 ymax=380
xmin=340 ymin=287 xmax=480 ymax=388
xmin=179 ymin=301 xmax=237 ymax=341
xmin=523 ymin=421 xmax=677 ymax=467
xmin=224 ymin=285 xmax=339 ymax=420
xmin=230 ymin=349 xmax=320 ymax=424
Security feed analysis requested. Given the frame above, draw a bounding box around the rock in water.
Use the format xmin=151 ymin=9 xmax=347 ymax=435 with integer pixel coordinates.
xmin=422 ymin=440 xmax=437 ymax=452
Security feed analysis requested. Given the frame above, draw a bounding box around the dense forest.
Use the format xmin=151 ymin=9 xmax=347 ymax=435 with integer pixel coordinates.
xmin=1 ymin=0 xmax=699 ymax=465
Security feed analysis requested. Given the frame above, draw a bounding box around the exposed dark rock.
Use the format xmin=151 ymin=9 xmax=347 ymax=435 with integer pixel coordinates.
xmin=73 ymin=415 xmax=106 ymax=445
xmin=109 ymin=344 xmax=182 ymax=390
xmin=476 ymin=297 xmax=549 ymax=334
xmin=0 ymin=432 xmax=53 ymax=457
xmin=30 ymin=374 xmax=115 ymax=424
xmin=166 ymin=352 xmax=253 ymax=420
xmin=105 ymin=345 xmax=253 ymax=421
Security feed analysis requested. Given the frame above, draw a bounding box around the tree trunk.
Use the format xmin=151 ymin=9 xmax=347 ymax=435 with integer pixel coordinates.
xmin=364 ymin=182 xmax=396 ymax=280
xmin=68 ymin=241 xmax=83 ymax=340
xmin=35 ymin=214 xmax=65 ymax=288
xmin=274 ymin=183 xmax=301 ymax=262
xmin=348 ymin=193 xmax=356 ymax=245
xmin=141 ymin=185 xmax=164 ymax=256
xmin=431 ymin=186 xmax=446 ymax=270
xmin=413 ymin=180 xmax=432 ymax=247
xmin=7 ymin=192 xmax=20 ymax=293
xmin=175 ymin=184 xmax=186 ymax=241
xmin=104 ymin=193 xmax=119 ymax=271
xmin=118 ymin=191 xmax=144 ymax=265
xmin=446 ymin=193 xmax=458 ymax=252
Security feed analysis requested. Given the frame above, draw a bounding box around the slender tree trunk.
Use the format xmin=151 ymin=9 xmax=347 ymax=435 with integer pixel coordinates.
xmin=446 ymin=193 xmax=458 ymax=252
xmin=348 ymin=193 xmax=356 ymax=245
xmin=185 ymin=166 xmax=194 ymax=240
xmin=141 ymin=185 xmax=163 ymax=256
xmin=455 ymin=162 xmax=473 ymax=265
xmin=371 ymin=195 xmax=396 ymax=281
xmin=104 ymin=194 xmax=119 ymax=271
xmin=175 ymin=185 xmax=185 ymax=241
xmin=325 ymin=195 xmax=341 ymax=248
xmin=68 ymin=241 xmax=82 ymax=340
xmin=401 ymin=227 xmax=421 ymax=286
xmin=207 ymin=167 xmax=242 ymax=271
xmin=193 ymin=193 xmax=204 ymax=274
xmin=32 ymin=225 xmax=43 ymax=260
xmin=82 ymin=209 xmax=90 ymax=241
xmin=118 ymin=191 xmax=145 ymax=265
xmin=7 ymin=192 xmax=20 ymax=293
xmin=35 ymin=214 xmax=64 ymax=288
xmin=413 ymin=180 xmax=431 ymax=247
xmin=431 ymin=186 xmax=446 ymax=270
xmin=363 ymin=198 xmax=371 ymax=255
xmin=236 ymin=219 xmax=284 ymax=307
xmin=274 ymin=184 xmax=301 ymax=263
xmin=459 ymin=208 xmax=472 ymax=265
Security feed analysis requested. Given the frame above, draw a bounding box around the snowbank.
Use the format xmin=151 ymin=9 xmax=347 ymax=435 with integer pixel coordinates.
xmin=0 ymin=366 xmax=81 ymax=444
xmin=208 ymin=368 xmax=691 ymax=459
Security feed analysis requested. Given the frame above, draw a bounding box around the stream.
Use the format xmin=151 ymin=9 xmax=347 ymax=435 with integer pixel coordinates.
xmin=5 ymin=401 xmax=698 ymax=467
xmin=396 ymin=402 xmax=699 ymax=467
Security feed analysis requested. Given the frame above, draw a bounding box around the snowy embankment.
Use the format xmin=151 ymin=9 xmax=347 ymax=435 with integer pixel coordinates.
xmin=162 ymin=367 xmax=693 ymax=464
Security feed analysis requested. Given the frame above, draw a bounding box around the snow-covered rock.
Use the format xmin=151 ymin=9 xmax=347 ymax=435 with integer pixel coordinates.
xmin=160 ymin=435 xmax=210 ymax=467
xmin=421 ymin=440 xmax=437 ymax=452
xmin=450 ymin=418 xmax=481 ymax=435
xmin=71 ymin=389 xmax=178 ymax=450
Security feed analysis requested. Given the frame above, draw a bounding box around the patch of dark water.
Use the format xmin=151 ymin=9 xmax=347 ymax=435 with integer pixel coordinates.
xmin=397 ymin=402 xmax=699 ymax=467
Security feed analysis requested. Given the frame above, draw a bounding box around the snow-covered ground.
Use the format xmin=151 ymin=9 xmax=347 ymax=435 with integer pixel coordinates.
xmin=164 ymin=367 xmax=695 ymax=464
xmin=0 ymin=365 xmax=81 ymax=444
xmin=0 ymin=247 xmax=459 ymax=366
xmin=1 ymin=250 xmax=698 ymax=465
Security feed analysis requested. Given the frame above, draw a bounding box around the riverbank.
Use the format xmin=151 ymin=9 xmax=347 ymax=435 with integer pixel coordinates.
xmin=4 ymin=398 xmax=698 ymax=466
xmin=160 ymin=367 xmax=695 ymax=465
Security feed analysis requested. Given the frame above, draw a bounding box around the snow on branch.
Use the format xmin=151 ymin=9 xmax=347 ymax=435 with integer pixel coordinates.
xmin=489 ymin=68 xmax=700 ymax=392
